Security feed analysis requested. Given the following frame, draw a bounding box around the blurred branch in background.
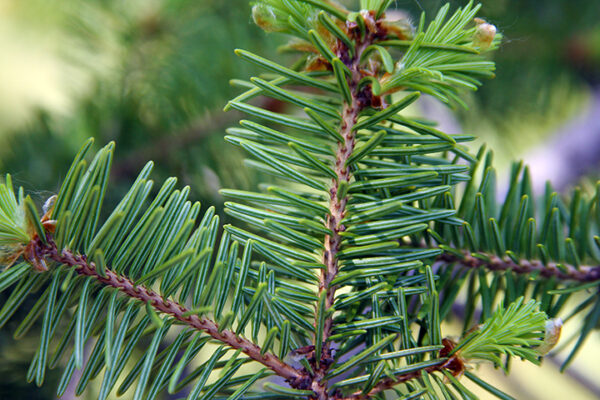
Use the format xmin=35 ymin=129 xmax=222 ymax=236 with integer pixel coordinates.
xmin=111 ymin=108 xmax=242 ymax=177
xmin=0 ymin=0 xmax=275 ymax=206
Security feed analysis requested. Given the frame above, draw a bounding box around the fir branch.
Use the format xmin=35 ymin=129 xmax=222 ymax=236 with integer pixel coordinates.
xmin=437 ymin=248 xmax=600 ymax=283
xmin=30 ymin=236 xmax=304 ymax=385
xmin=4 ymin=2 xmax=590 ymax=399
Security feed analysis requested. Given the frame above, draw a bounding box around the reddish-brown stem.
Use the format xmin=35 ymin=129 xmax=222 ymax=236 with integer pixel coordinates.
xmin=34 ymin=238 xmax=304 ymax=386
xmin=314 ymin=100 xmax=360 ymax=399
xmin=319 ymin=91 xmax=363 ymax=344
xmin=437 ymin=251 xmax=600 ymax=283
xmin=343 ymin=360 xmax=448 ymax=400
xmin=344 ymin=339 xmax=463 ymax=399
xmin=312 ymin=16 xmax=384 ymax=399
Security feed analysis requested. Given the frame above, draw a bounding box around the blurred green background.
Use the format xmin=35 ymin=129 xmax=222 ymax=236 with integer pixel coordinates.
xmin=0 ymin=0 xmax=599 ymax=399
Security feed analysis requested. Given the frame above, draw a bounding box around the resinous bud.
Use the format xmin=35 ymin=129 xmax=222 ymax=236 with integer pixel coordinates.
xmin=252 ymin=4 xmax=287 ymax=32
xmin=473 ymin=17 xmax=497 ymax=50
xmin=537 ymin=318 xmax=563 ymax=356
xmin=380 ymin=10 xmax=414 ymax=40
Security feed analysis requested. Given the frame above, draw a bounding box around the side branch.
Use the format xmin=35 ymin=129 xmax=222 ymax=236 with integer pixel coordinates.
xmin=438 ymin=250 xmax=600 ymax=283
xmin=344 ymin=339 xmax=463 ymax=400
xmin=343 ymin=357 xmax=457 ymax=400
xmin=345 ymin=365 xmax=441 ymax=400
xmin=33 ymin=237 xmax=303 ymax=385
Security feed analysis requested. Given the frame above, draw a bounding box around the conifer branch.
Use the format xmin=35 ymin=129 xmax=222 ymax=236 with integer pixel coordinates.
xmin=3 ymin=1 xmax=590 ymax=399
xmin=31 ymin=236 xmax=303 ymax=385
xmin=437 ymin=250 xmax=600 ymax=283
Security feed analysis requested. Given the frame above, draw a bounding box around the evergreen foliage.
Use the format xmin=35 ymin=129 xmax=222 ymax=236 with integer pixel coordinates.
xmin=0 ymin=1 xmax=599 ymax=399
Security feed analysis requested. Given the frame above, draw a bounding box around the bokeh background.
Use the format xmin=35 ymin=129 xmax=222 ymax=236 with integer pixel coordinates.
xmin=0 ymin=0 xmax=599 ymax=399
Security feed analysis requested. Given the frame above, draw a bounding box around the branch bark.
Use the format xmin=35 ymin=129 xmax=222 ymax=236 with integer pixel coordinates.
xmin=344 ymin=339 xmax=462 ymax=400
xmin=344 ymin=362 xmax=446 ymax=400
xmin=437 ymin=250 xmax=600 ymax=283
xmin=312 ymin=16 xmax=382 ymax=400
